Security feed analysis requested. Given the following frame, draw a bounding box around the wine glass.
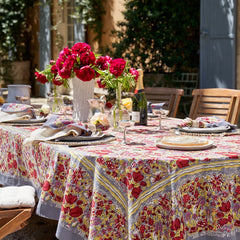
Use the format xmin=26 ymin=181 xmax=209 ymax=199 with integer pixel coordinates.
xmin=118 ymin=119 xmax=135 ymax=144
xmin=151 ymin=108 xmax=169 ymax=130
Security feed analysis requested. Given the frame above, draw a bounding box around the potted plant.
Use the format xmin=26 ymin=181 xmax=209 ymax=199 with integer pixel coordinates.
xmin=0 ymin=0 xmax=35 ymax=85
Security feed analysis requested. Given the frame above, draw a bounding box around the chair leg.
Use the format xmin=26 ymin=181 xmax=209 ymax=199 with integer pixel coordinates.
xmin=0 ymin=208 xmax=32 ymax=239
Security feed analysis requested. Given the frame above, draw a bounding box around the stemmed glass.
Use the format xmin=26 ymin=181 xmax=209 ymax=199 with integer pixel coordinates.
xmin=118 ymin=119 xmax=135 ymax=144
xmin=151 ymin=108 xmax=169 ymax=130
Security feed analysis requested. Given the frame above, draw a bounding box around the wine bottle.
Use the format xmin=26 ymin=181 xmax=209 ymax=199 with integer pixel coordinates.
xmin=132 ymin=69 xmax=148 ymax=125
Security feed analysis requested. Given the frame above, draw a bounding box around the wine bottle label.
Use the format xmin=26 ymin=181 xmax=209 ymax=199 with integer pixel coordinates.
xmin=132 ymin=111 xmax=140 ymax=122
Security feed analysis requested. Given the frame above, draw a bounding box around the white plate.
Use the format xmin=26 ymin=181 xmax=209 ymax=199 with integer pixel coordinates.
xmin=179 ymin=126 xmax=231 ymax=134
xmin=156 ymin=140 xmax=214 ymax=151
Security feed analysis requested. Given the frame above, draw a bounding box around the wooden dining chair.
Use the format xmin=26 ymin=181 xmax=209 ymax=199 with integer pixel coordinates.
xmin=189 ymin=88 xmax=240 ymax=125
xmin=0 ymin=186 xmax=35 ymax=239
xmin=144 ymin=87 xmax=184 ymax=117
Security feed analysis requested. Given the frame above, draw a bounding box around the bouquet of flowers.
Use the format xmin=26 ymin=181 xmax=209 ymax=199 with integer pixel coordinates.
xmin=35 ymin=42 xmax=110 ymax=88
xmin=89 ymin=112 xmax=110 ymax=131
xmin=96 ymin=58 xmax=139 ymax=91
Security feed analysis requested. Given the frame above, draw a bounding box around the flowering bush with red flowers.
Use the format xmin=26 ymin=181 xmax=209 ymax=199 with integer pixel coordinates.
xmin=35 ymin=42 xmax=105 ymax=88
xmin=96 ymin=58 xmax=139 ymax=91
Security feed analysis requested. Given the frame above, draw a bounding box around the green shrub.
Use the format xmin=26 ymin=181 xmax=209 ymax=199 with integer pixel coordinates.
xmin=112 ymin=0 xmax=200 ymax=73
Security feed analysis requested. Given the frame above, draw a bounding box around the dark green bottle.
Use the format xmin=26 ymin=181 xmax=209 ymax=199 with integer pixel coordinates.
xmin=132 ymin=69 xmax=148 ymax=125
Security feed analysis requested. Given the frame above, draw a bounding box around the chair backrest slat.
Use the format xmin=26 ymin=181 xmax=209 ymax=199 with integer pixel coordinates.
xmin=145 ymin=87 xmax=184 ymax=118
xmin=189 ymin=88 xmax=240 ymax=124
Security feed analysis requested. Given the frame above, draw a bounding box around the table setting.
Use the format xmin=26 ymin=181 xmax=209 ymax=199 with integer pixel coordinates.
xmin=1 ymin=107 xmax=240 ymax=240
xmin=1 ymin=41 xmax=240 ymax=239
xmin=23 ymin=114 xmax=115 ymax=147
xmin=0 ymin=103 xmax=47 ymax=125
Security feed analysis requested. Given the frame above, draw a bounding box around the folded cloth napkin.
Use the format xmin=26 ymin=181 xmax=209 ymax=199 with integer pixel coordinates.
xmin=23 ymin=114 xmax=92 ymax=144
xmin=151 ymin=102 xmax=165 ymax=110
xmin=0 ymin=103 xmax=34 ymax=122
xmin=179 ymin=116 xmax=236 ymax=129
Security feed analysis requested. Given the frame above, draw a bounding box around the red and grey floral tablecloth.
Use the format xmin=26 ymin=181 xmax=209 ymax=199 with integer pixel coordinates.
xmin=1 ymin=118 xmax=240 ymax=240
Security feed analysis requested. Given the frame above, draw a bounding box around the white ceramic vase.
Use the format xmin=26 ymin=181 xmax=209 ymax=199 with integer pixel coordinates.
xmin=72 ymin=77 xmax=95 ymax=122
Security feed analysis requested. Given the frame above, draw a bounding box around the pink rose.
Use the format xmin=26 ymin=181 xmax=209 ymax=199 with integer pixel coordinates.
xmin=109 ymin=58 xmax=126 ymax=77
xmin=75 ymin=66 xmax=95 ymax=81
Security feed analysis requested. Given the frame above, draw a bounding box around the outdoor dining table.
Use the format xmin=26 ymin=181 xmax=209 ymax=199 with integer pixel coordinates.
xmin=0 ymin=117 xmax=240 ymax=240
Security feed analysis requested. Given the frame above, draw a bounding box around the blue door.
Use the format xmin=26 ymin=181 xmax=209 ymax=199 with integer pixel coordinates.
xmin=200 ymin=0 xmax=236 ymax=88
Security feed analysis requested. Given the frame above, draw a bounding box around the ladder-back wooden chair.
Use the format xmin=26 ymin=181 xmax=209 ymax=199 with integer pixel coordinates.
xmin=189 ymin=88 xmax=240 ymax=125
xmin=145 ymin=87 xmax=184 ymax=118
xmin=0 ymin=186 xmax=35 ymax=239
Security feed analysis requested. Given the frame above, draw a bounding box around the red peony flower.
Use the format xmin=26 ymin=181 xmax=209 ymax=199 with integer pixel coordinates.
xmin=52 ymin=77 xmax=63 ymax=86
xmin=80 ymin=51 xmax=96 ymax=66
xmin=51 ymin=65 xmax=58 ymax=75
xmin=63 ymin=55 xmax=77 ymax=70
xmin=56 ymin=57 xmax=64 ymax=70
xmin=75 ymin=66 xmax=95 ymax=81
xmin=97 ymin=78 xmax=106 ymax=88
xmin=96 ymin=56 xmax=112 ymax=70
xmin=71 ymin=42 xmax=91 ymax=54
xmin=59 ymin=68 xmax=72 ymax=79
xmin=109 ymin=58 xmax=126 ymax=77
xmin=59 ymin=46 xmax=72 ymax=59
xmin=35 ymin=72 xmax=48 ymax=84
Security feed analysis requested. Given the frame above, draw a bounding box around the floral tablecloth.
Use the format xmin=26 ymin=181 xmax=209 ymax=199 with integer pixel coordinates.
xmin=1 ymin=118 xmax=240 ymax=240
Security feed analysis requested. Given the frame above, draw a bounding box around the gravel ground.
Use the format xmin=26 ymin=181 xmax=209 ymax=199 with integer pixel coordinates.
xmin=3 ymin=212 xmax=58 ymax=240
